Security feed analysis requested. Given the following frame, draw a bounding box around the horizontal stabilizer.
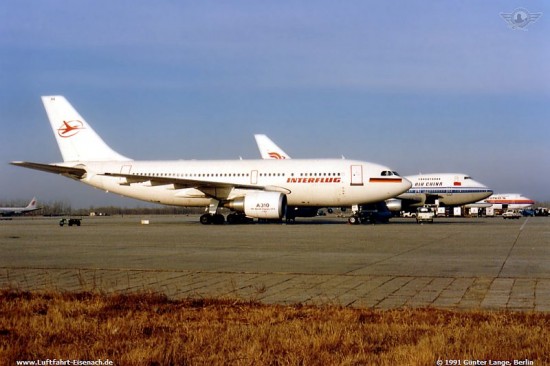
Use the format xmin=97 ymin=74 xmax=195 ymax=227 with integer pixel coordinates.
xmin=11 ymin=161 xmax=86 ymax=179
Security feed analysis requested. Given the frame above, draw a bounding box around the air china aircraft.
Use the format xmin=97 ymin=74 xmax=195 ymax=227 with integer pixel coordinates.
xmin=0 ymin=197 xmax=40 ymax=216
xmin=11 ymin=96 xmax=411 ymax=225
xmin=475 ymin=193 xmax=535 ymax=210
xmin=254 ymin=134 xmax=493 ymax=212
xmin=389 ymin=174 xmax=493 ymax=211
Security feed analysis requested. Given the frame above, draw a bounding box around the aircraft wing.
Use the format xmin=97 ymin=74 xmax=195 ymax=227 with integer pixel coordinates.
xmin=11 ymin=161 xmax=87 ymax=179
xmin=102 ymin=172 xmax=291 ymax=199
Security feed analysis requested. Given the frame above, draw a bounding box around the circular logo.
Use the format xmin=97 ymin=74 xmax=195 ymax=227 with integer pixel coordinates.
xmin=511 ymin=8 xmax=531 ymax=28
xmin=57 ymin=120 xmax=84 ymax=138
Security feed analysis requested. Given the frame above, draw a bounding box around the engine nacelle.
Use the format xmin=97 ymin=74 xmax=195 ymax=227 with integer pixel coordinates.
xmin=385 ymin=198 xmax=402 ymax=212
xmin=227 ymin=192 xmax=287 ymax=219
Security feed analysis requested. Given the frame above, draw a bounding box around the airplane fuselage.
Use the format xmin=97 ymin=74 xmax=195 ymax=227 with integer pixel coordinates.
xmin=76 ymin=159 xmax=411 ymax=208
xmin=482 ymin=194 xmax=535 ymax=209
xmin=396 ymin=173 xmax=492 ymax=208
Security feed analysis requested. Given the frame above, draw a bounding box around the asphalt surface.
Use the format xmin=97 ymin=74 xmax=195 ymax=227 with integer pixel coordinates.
xmin=1 ymin=215 xmax=549 ymax=311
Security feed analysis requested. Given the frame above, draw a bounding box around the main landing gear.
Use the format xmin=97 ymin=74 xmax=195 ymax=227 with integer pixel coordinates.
xmin=347 ymin=214 xmax=376 ymax=225
xmin=200 ymin=213 xmax=225 ymax=225
xmin=347 ymin=204 xmax=383 ymax=225
xmin=200 ymin=212 xmax=253 ymax=225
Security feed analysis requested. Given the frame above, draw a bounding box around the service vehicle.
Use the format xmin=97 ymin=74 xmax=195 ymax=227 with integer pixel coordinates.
xmin=502 ymin=210 xmax=521 ymax=219
xmin=416 ymin=206 xmax=434 ymax=223
xmin=59 ymin=218 xmax=82 ymax=226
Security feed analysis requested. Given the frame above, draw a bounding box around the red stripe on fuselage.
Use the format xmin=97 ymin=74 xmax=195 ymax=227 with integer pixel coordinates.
xmin=369 ymin=178 xmax=403 ymax=183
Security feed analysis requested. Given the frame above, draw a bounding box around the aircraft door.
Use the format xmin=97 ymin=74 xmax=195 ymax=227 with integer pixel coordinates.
xmin=251 ymin=170 xmax=258 ymax=185
xmin=350 ymin=165 xmax=363 ymax=186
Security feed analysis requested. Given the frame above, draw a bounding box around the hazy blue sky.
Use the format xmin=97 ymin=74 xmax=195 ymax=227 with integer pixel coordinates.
xmin=1 ymin=1 xmax=549 ymax=208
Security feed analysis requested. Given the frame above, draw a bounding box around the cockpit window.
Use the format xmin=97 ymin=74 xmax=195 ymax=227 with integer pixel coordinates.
xmin=465 ymin=176 xmax=472 ymax=180
xmin=381 ymin=171 xmax=400 ymax=176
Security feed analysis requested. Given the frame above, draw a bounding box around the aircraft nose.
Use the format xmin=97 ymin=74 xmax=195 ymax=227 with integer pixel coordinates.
xmin=384 ymin=176 xmax=412 ymax=197
xmin=401 ymin=176 xmax=412 ymax=193
xmin=470 ymin=179 xmax=493 ymax=198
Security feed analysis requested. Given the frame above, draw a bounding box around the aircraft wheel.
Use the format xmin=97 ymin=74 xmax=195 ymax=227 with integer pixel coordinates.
xmin=200 ymin=214 xmax=212 ymax=225
xmin=348 ymin=216 xmax=360 ymax=225
xmin=212 ymin=213 xmax=225 ymax=225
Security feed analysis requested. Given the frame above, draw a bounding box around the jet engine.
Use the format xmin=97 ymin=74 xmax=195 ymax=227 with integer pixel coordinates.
xmin=226 ymin=192 xmax=287 ymax=219
xmin=385 ymin=198 xmax=402 ymax=212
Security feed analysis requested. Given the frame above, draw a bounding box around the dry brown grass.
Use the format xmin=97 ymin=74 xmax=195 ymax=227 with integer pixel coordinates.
xmin=0 ymin=289 xmax=549 ymax=365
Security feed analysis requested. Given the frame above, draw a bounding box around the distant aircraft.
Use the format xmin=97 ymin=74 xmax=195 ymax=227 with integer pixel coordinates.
xmin=253 ymin=134 xmax=493 ymax=212
xmin=0 ymin=197 xmax=40 ymax=216
xmin=389 ymin=174 xmax=493 ymax=211
xmin=11 ymin=96 xmax=411 ymax=225
xmin=472 ymin=193 xmax=535 ymax=210
xmin=255 ymin=134 xmax=291 ymax=160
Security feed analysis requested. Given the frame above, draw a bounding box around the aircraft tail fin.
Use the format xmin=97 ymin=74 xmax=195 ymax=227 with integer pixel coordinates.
xmin=254 ymin=134 xmax=292 ymax=160
xmin=25 ymin=197 xmax=38 ymax=210
xmin=42 ymin=96 xmax=131 ymax=162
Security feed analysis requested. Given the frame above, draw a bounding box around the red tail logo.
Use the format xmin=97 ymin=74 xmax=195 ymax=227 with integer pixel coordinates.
xmin=268 ymin=152 xmax=286 ymax=159
xmin=58 ymin=120 xmax=84 ymax=138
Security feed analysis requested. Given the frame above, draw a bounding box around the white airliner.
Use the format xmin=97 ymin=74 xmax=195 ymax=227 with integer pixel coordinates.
xmin=254 ymin=134 xmax=493 ymax=212
xmin=11 ymin=96 xmax=411 ymax=225
xmin=473 ymin=193 xmax=535 ymax=210
xmin=390 ymin=174 xmax=493 ymax=211
xmin=0 ymin=197 xmax=40 ymax=216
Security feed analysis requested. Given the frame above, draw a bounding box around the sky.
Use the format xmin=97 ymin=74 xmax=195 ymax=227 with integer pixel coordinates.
xmin=1 ymin=0 xmax=549 ymax=208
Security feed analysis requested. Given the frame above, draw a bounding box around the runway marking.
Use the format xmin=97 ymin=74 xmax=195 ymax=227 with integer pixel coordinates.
xmin=342 ymin=235 xmax=452 ymax=276
xmin=520 ymin=217 xmax=529 ymax=231
xmin=497 ymin=218 xmax=528 ymax=278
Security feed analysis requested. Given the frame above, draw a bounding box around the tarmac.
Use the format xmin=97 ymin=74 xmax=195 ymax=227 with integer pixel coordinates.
xmin=1 ymin=215 xmax=549 ymax=311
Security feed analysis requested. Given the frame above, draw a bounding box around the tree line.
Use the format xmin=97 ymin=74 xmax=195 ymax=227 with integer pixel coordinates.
xmin=0 ymin=199 xmax=204 ymax=216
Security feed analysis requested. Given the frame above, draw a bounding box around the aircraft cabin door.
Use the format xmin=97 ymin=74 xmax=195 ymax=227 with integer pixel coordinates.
xmin=251 ymin=170 xmax=258 ymax=185
xmin=350 ymin=165 xmax=363 ymax=186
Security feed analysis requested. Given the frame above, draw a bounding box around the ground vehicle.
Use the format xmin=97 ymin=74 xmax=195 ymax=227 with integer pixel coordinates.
xmin=416 ymin=206 xmax=434 ymax=223
xmin=59 ymin=218 xmax=82 ymax=226
xmin=535 ymin=207 xmax=549 ymax=216
xmin=502 ymin=210 xmax=521 ymax=219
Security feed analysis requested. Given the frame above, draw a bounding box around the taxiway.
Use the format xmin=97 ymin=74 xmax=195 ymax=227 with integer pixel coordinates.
xmin=1 ymin=215 xmax=548 ymax=311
